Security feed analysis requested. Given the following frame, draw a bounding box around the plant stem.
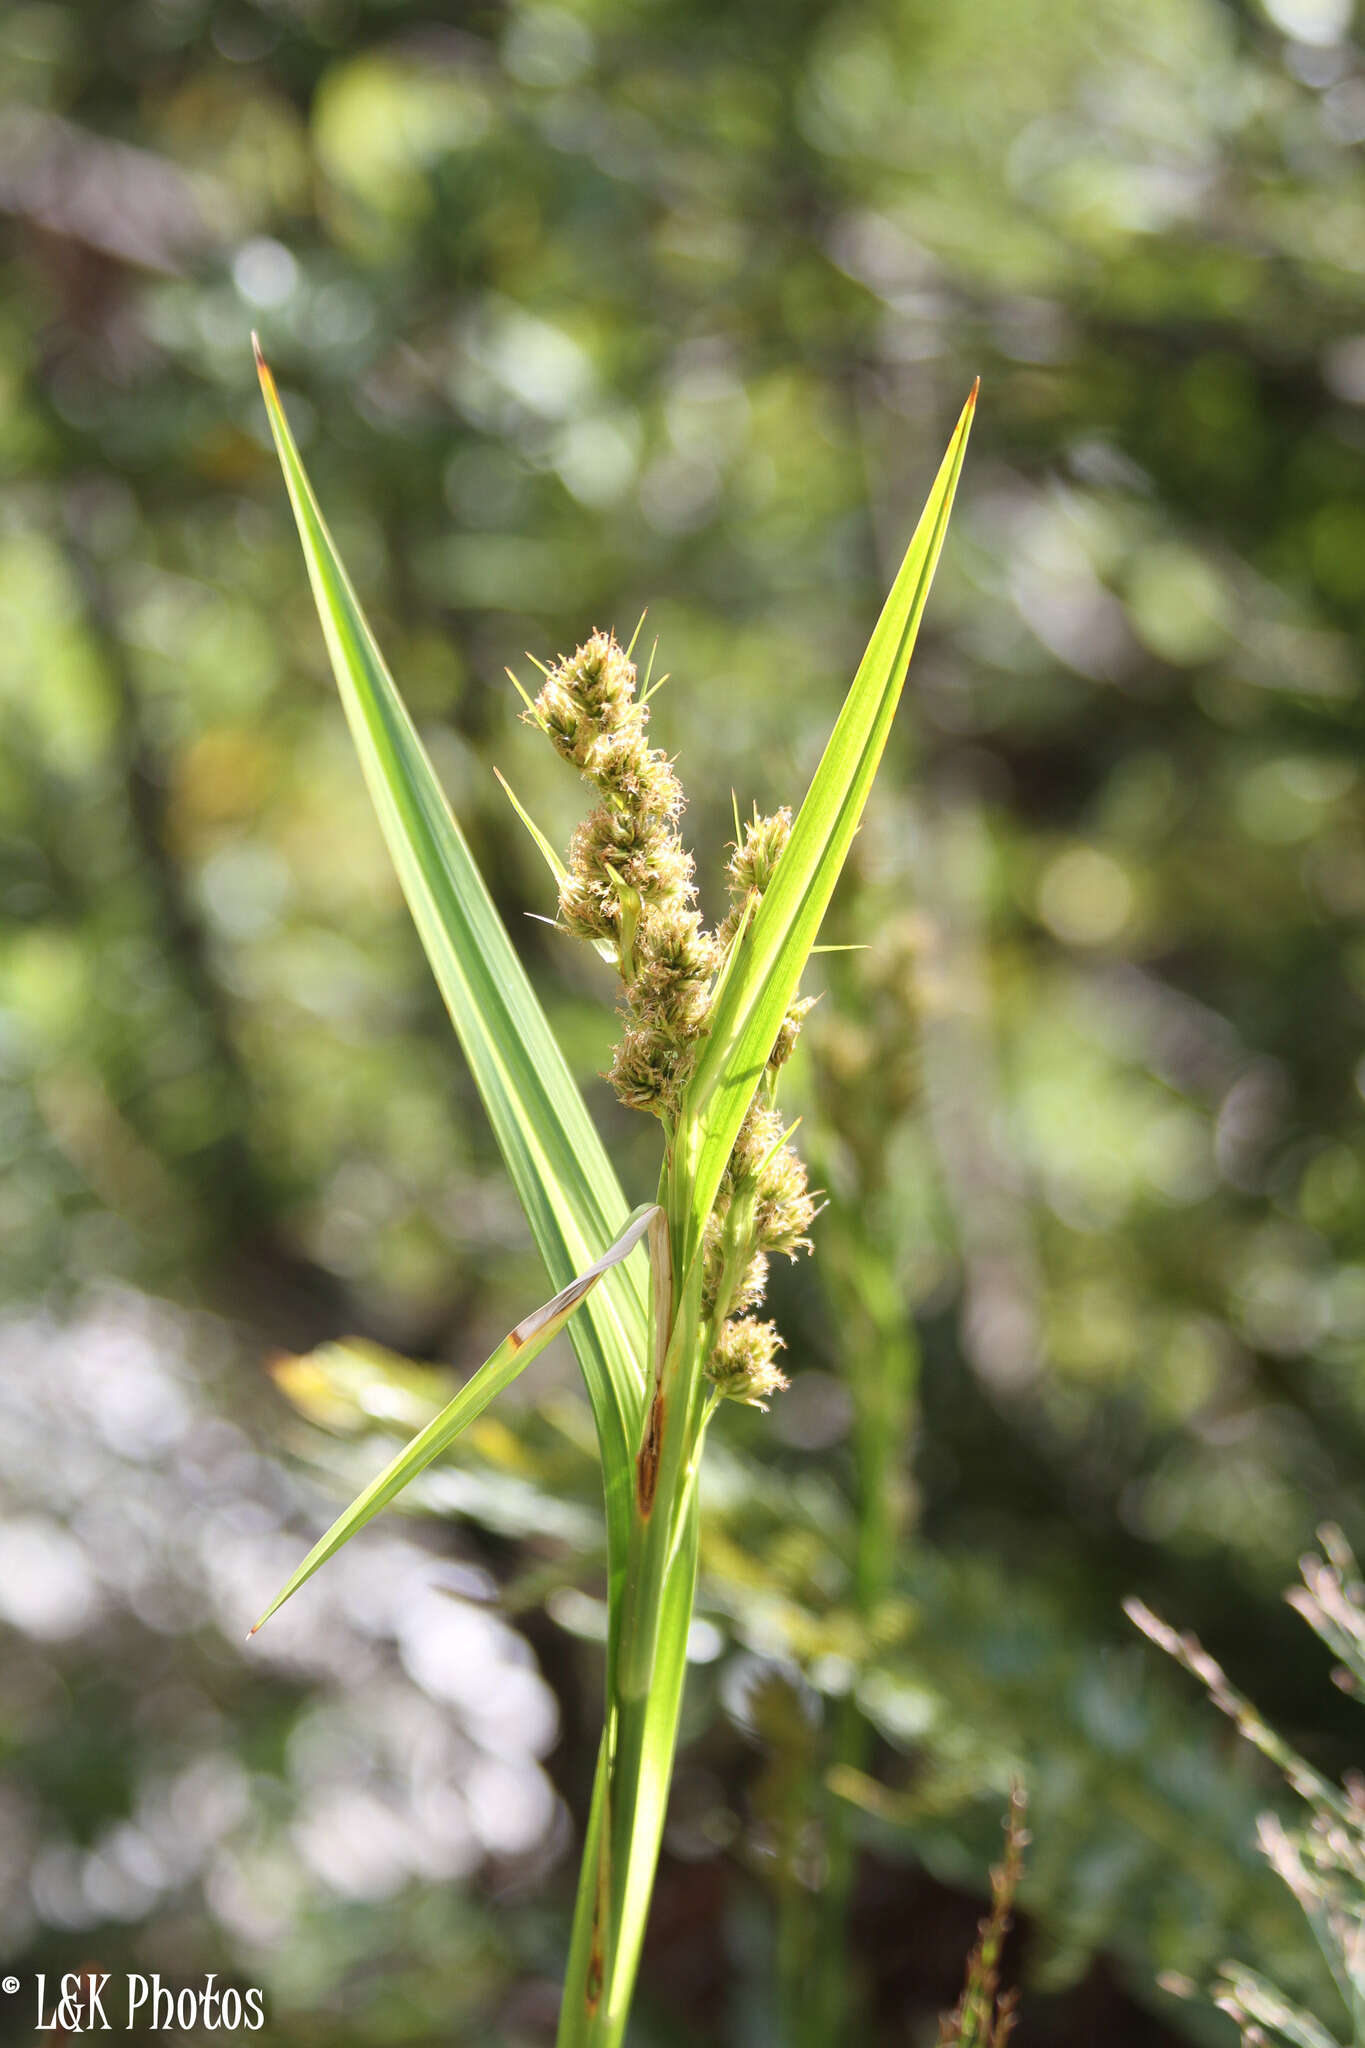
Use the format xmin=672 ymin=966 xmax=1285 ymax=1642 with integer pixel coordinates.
xmin=558 ymin=1508 xmax=700 ymax=2047
xmin=557 ymin=1156 xmax=710 ymax=2047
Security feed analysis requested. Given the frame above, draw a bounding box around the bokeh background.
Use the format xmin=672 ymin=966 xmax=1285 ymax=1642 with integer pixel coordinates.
xmin=4 ymin=0 xmax=1365 ymax=2040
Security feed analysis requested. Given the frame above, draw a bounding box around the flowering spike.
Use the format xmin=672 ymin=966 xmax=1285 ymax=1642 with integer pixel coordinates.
xmin=706 ymin=1318 xmax=788 ymax=1409
xmin=526 ymin=632 xmax=821 ymax=1404
xmin=525 ymin=631 xmax=712 ymax=1119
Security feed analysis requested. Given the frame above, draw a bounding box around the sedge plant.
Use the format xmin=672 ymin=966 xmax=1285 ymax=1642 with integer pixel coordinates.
xmin=247 ymin=335 xmax=975 ymax=2045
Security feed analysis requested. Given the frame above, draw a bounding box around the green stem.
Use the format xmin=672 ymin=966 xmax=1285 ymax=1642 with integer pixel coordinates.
xmin=557 ymin=1500 xmax=701 ymax=2046
xmin=557 ymin=1153 xmax=711 ymax=2047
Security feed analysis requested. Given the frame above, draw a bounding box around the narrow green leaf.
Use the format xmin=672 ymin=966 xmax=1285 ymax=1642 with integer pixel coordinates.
xmin=254 ymin=340 xmax=647 ymax=1571
xmin=677 ymin=385 xmax=977 ymax=1255
xmin=559 ymin=1726 xmax=614 ymax=2044
xmin=504 ymin=662 xmax=543 ymax=719
xmin=251 ymin=1206 xmax=663 ymax=1635
xmin=493 ymin=766 xmax=571 ymax=891
xmin=493 ymin=767 xmax=619 ymax=971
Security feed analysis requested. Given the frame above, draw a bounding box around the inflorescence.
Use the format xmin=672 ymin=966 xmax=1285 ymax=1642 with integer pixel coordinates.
xmin=525 ymin=630 xmax=817 ymax=1409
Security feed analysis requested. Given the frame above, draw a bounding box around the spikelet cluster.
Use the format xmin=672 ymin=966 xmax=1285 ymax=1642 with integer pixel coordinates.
xmin=699 ymin=1099 xmax=817 ymax=1409
xmin=527 ymin=631 xmax=716 ymax=1118
xmin=719 ymin=808 xmax=817 ymax=1075
xmin=528 ymin=632 xmax=818 ymax=1410
xmin=700 ymin=809 xmax=818 ymax=1408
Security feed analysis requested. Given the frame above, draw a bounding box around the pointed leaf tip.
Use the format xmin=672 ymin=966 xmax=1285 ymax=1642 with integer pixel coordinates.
xmin=252 ymin=333 xmax=277 ymax=399
xmin=253 ymin=356 xmax=650 ymax=1598
xmin=676 ymin=391 xmax=974 ymax=1245
xmin=968 ymin=375 xmax=980 ymax=406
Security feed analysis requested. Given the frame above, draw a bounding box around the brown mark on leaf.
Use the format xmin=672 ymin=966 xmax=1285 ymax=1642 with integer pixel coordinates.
xmin=636 ymin=1390 xmax=664 ymax=1516
xmin=586 ymin=1901 xmax=605 ymax=2012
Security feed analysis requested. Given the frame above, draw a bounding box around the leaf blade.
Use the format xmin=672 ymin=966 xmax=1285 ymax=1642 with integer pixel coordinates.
xmin=677 ymin=385 xmax=977 ymax=1252
xmin=254 ymin=342 xmax=647 ymax=1558
xmin=251 ymin=1206 xmax=662 ymax=1635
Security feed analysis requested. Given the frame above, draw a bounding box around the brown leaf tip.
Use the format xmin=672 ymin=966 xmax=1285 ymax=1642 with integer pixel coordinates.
xmin=251 ymin=332 xmax=277 ymax=397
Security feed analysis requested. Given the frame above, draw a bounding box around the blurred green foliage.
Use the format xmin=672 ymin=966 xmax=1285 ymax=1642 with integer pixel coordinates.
xmin=5 ymin=0 xmax=1365 ymax=2039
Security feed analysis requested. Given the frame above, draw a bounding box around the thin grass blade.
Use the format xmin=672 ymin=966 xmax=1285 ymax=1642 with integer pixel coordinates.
xmin=494 ymin=765 xmax=570 ymax=889
xmin=252 ymin=1206 xmax=662 ymax=1635
xmin=254 ymin=341 xmax=647 ymax=1568
xmin=493 ymin=767 xmax=617 ymax=967
xmin=677 ymin=385 xmax=976 ymax=1254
